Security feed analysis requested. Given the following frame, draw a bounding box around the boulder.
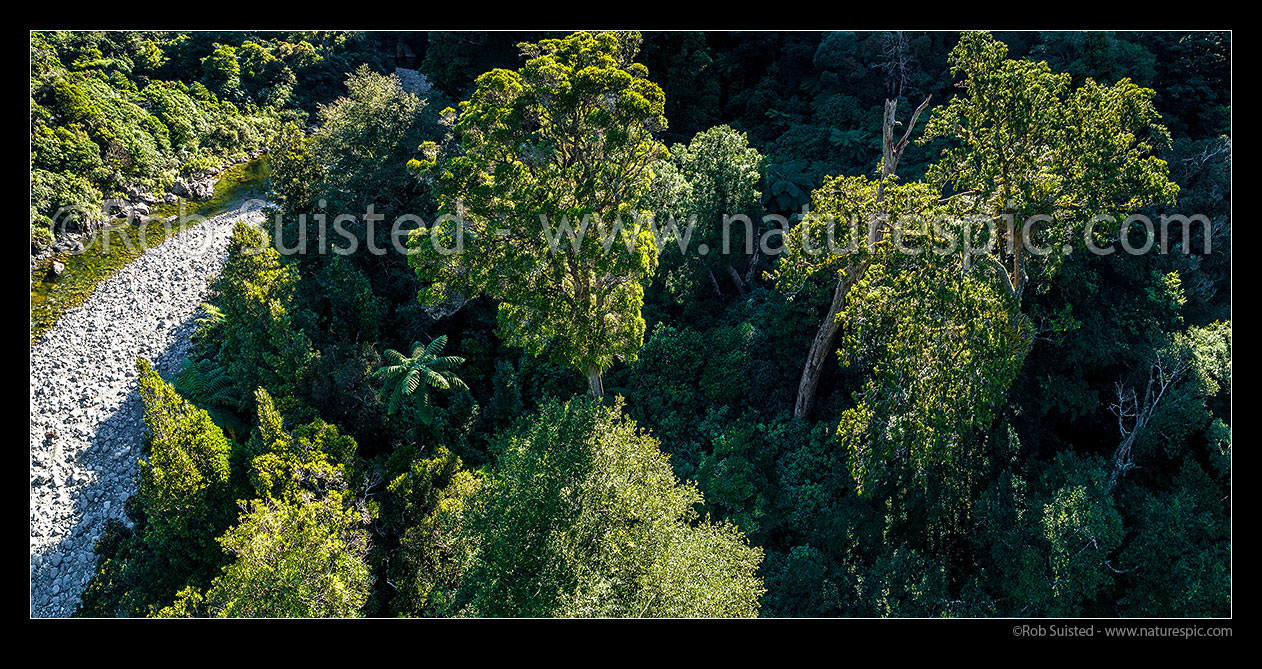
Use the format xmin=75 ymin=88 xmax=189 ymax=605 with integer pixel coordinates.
xmin=55 ymin=238 xmax=85 ymax=255
xmin=123 ymin=184 xmax=156 ymax=204
xmin=102 ymin=198 xmax=129 ymax=217
xmin=173 ymin=177 xmax=215 ymax=200
xmin=190 ymin=179 xmax=215 ymax=199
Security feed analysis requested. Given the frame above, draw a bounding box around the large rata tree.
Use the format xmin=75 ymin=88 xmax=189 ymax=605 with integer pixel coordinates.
xmin=778 ymin=95 xmax=932 ymax=420
xmin=410 ymin=31 xmax=668 ymax=398
xmin=918 ymin=30 xmax=1178 ymax=303
xmin=784 ymin=30 xmax=1178 ymax=420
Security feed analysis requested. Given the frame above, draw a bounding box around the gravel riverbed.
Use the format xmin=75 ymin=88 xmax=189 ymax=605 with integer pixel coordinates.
xmin=29 ymin=200 xmax=270 ymax=617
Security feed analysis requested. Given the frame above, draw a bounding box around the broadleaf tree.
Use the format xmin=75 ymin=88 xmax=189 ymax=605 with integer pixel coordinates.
xmin=448 ymin=397 xmax=765 ymax=617
xmin=409 ymin=31 xmax=668 ymax=397
xmin=919 ymin=30 xmax=1179 ymax=302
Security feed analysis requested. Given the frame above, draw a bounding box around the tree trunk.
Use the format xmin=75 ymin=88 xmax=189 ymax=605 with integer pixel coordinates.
xmin=1105 ymin=430 xmax=1139 ymax=495
xmin=793 ymin=261 xmax=867 ymax=419
xmin=587 ymin=365 xmax=605 ymax=399
xmin=1012 ymin=230 xmax=1026 ymax=299
xmin=791 ymin=96 xmax=931 ymax=420
xmin=794 ymin=280 xmax=847 ymax=419
xmin=743 ymin=245 xmax=762 ymax=287
xmin=706 ymin=266 xmax=724 ymax=298
xmin=1104 ymin=353 xmax=1186 ymax=495
xmin=726 ymin=264 xmax=748 ymax=295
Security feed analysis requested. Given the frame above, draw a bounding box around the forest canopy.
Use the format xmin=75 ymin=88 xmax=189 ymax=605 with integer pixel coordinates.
xmin=45 ymin=29 xmax=1229 ymax=619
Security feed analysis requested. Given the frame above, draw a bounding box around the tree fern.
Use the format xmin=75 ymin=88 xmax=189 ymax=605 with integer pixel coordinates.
xmin=370 ymin=335 xmax=468 ymax=425
xmin=196 ymin=302 xmax=226 ymax=327
xmin=174 ymin=357 xmax=247 ymax=439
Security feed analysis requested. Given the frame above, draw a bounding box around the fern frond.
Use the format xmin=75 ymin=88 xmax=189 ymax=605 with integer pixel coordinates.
xmin=403 ymin=369 xmax=422 ymax=395
xmin=421 ymin=366 xmax=448 ymax=389
xmin=424 ymin=335 xmax=448 ymax=357
xmin=387 ymin=381 xmax=405 ymax=415
xmin=446 ymin=374 xmax=470 ymax=392
xmin=428 ymin=356 xmax=466 ymax=370
xmin=371 ymin=364 xmax=406 ymax=381
xmin=416 ymin=389 xmax=434 ymax=425
xmin=195 ymin=303 xmax=226 ymax=329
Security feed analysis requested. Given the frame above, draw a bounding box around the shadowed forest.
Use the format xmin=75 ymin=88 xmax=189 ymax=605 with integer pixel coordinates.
xmin=31 ymin=30 xmax=1230 ymax=618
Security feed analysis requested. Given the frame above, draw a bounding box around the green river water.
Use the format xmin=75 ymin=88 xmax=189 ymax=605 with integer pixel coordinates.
xmin=30 ymin=157 xmax=271 ymax=345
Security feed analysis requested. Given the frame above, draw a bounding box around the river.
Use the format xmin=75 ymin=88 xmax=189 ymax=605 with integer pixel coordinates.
xmin=30 ymin=157 xmax=271 ymax=345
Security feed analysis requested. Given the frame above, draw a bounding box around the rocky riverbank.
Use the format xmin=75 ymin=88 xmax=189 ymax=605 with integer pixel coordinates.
xmin=31 ymin=147 xmax=269 ymax=269
xmin=29 ymin=199 xmax=271 ymax=618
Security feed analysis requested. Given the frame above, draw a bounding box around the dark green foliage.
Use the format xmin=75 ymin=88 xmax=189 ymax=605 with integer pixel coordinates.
xmin=73 ymin=30 xmax=1229 ymax=620
xmin=482 ymin=359 xmax=523 ymax=431
xmin=380 ymin=445 xmax=480 ymax=616
xmin=419 ymin=32 xmax=539 ymax=100
xmin=1118 ymin=460 xmax=1230 ymax=616
xmin=161 ymin=496 xmax=372 ymax=618
xmin=977 ymin=453 xmax=1125 ymax=616
xmin=857 ymin=547 xmax=951 ymax=617
xmin=308 ymin=65 xmax=447 ymax=217
xmin=267 ymin=121 xmax=320 ymax=214
xmin=645 ymin=124 xmax=765 ymax=308
xmin=617 ymin=322 xmax=746 ymax=478
xmin=155 ymin=388 xmax=371 ymax=618
xmin=209 ymin=222 xmax=315 ymax=411
xmin=135 ymin=358 xmax=235 ymax=590
xmin=638 ymin=32 xmax=721 ymax=143
xmin=370 ymin=335 xmax=468 ymax=425
xmin=30 ymin=31 xmax=281 ymax=237
xmin=247 ymin=387 xmax=358 ymax=504
xmin=173 ymin=357 xmax=246 ymax=439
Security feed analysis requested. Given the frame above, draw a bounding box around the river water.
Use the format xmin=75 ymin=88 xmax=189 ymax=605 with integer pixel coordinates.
xmin=30 ymin=157 xmax=271 ymax=344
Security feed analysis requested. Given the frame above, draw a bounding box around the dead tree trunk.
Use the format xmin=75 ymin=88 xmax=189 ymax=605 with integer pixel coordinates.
xmin=743 ymin=245 xmax=762 ymax=288
xmin=793 ymin=96 xmax=931 ymax=420
xmin=1105 ymin=352 xmax=1187 ymax=494
xmin=706 ymin=266 xmax=725 ymax=298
